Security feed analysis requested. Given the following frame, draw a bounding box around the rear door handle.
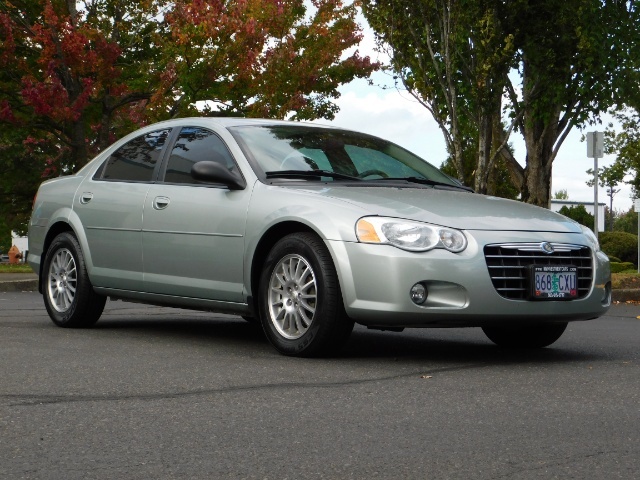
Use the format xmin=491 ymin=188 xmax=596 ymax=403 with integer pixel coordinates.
xmin=153 ymin=196 xmax=170 ymax=210
xmin=80 ymin=192 xmax=93 ymax=204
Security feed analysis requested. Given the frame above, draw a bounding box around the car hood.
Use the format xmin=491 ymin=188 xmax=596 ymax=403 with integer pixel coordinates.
xmin=291 ymin=185 xmax=582 ymax=233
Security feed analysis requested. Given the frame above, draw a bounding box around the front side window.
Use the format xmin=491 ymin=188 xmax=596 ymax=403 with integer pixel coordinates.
xmin=163 ymin=127 xmax=237 ymax=184
xmin=98 ymin=129 xmax=171 ymax=182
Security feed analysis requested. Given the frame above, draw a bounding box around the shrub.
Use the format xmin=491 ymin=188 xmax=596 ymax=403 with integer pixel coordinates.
xmin=599 ymin=231 xmax=638 ymax=266
xmin=558 ymin=205 xmax=594 ymax=228
xmin=607 ymin=255 xmax=622 ymax=263
xmin=610 ymin=262 xmax=636 ymax=273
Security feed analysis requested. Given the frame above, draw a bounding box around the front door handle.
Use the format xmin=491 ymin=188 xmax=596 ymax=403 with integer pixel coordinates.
xmin=153 ymin=196 xmax=170 ymax=210
xmin=80 ymin=192 xmax=93 ymax=204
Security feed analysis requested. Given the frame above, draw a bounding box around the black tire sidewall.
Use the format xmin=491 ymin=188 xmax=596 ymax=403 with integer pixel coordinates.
xmin=42 ymin=232 xmax=99 ymax=327
xmin=258 ymin=233 xmax=344 ymax=356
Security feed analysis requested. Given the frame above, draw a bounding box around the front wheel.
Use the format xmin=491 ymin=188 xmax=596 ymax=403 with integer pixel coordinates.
xmin=258 ymin=232 xmax=354 ymax=357
xmin=482 ymin=322 xmax=568 ymax=348
xmin=42 ymin=232 xmax=106 ymax=328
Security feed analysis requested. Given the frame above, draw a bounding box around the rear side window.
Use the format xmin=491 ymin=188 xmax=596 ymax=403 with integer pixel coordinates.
xmin=163 ymin=127 xmax=237 ymax=184
xmin=97 ymin=129 xmax=172 ymax=182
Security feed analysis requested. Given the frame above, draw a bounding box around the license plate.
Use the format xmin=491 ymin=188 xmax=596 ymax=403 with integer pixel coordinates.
xmin=530 ymin=266 xmax=578 ymax=300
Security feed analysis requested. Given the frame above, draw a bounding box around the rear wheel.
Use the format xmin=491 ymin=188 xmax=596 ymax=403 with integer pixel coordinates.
xmin=258 ymin=232 xmax=353 ymax=357
xmin=482 ymin=322 xmax=568 ymax=348
xmin=42 ymin=232 xmax=106 ymax=328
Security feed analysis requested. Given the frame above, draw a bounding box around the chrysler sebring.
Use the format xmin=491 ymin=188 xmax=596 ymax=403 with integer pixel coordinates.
xmin=28 ymin=118 xmax=611 ymax=356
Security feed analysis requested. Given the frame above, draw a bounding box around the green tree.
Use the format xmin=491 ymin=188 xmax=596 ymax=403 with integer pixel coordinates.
xmin=613 ymin=207 xmax=639 ymax=234
xmin=558 ymin=205 xmax=594 ymax=229
xmin=363 ymin=0 xmax=517 ymax=194
xmin=363 ymin=0 xmax=640 ymax=206
xmin=601 ymin=110 xmax=640 ymax=198
xmin=553 ymin=189 xmax=569 ymax=200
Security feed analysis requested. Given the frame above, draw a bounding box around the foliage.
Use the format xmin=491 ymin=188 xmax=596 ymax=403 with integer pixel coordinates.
xmin=601 ymin=109 xmax=640 ymax=199
xmin=599 ymin=231 xmax=638 ymax=266
xmin=610 ymin=262 xmax=635 ymax=274
xmin=613 ymin=207 xmax=639 ymax=234
xmin=553 ymin=189 xmax=569 ymax=200
xmin=0 ymin=217 xmax=11 ymax=253
xmin=362 ymin=0 xmax=516 ymax=194
xmin=363 ymin=0 xmax=640 ymax=206
xmin=440 ymin=147 xmax=519 ymax=199
xmin=557 ymin=205 xmax=594 ymax=229
xmin=0 ymin=0 xmax=378 ymax=233
xmin=160 ymin=0 xmax=378 ymax=121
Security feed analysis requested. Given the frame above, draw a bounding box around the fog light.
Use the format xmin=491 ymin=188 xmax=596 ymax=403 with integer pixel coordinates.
xmin=410 ymin=283 xmax=427 ymax=305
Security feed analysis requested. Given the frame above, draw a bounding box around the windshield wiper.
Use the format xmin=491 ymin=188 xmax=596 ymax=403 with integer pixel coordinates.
xmin=265 ymin=170 xmax=362 ymax=181
xmin=370 ymin=176 xmax=474 ymax=192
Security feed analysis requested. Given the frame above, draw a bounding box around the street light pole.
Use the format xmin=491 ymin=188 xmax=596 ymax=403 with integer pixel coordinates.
xmin=606 ymin=187 xmax=620 ymax=231
xmin=587 ymin=131 xmax=604 ymax=238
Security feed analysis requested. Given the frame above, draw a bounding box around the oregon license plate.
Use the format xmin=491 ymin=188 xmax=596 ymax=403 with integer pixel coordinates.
xmin=530 ymin=266 xmax=578 ymax=300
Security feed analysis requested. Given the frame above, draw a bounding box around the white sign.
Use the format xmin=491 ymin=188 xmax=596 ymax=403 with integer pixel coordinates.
xmin=635 ymin=199 xmax=640 ymax=211
xmin=586 ymin=131 xmax=604 ymax=158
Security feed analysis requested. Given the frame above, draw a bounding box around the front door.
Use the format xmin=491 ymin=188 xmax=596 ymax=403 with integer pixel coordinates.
xmin=141 ymin=126 xmax=250 ymax=302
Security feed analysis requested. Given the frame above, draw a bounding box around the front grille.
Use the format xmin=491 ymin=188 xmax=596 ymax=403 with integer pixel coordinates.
xmin=484 ymin=243 xmax=593 ymax=300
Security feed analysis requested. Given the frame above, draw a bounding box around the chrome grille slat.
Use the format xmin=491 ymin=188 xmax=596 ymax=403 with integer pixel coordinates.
xmin=484 ymin=243 xmax=593 ymax=300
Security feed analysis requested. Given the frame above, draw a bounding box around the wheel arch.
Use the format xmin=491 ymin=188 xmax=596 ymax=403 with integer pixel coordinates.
xmin=39 ymin=222 xmax=76 ymax=293
xmin=249 ymin=221 xmax=319 ymax=314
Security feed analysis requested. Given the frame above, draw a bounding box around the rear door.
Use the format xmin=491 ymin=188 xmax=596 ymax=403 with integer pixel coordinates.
xmin=141 ymin=126 xmax=250 ymax=302
xmin=74 ymin=128 xmax=171 ymax=290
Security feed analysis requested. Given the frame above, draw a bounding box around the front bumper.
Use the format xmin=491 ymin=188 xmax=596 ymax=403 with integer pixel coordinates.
xmin=328 ymin=230 xmax=611 ymax=328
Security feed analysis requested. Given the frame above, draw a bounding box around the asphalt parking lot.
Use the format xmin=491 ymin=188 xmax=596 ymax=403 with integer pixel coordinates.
xmin=1 ymin=292 xmax=639 ymax=479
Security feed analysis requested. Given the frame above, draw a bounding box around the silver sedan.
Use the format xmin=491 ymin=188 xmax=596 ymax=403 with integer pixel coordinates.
xmin=28 ymin=118 xmax=611 ymax=356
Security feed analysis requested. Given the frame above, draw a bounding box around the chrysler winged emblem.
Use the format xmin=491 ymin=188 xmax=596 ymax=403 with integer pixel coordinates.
xmin=540 ymin=242 xmax=555 ymax=254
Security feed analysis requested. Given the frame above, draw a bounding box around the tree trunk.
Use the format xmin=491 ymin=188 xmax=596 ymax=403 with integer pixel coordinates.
xmin=475 ymin=112 xmax=492 ymax=193
xmin=519 ymin=58 xmax=562 ymax=208
xmin=520 ymin=113 xmax=560 ymax=207
xmin=70 ymin=118 xmax=88 ymax=170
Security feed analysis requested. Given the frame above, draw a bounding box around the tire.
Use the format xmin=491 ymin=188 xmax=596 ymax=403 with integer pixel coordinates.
xmin=482 ymin=322 xmax=568 ymax=348
xmin=258 ymin=232 xmax=354 ymax=357
xmin=42 ymin=232 xmax=106 ymax=328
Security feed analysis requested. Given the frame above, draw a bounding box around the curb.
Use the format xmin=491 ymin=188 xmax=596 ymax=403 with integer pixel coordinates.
xmin=0 ymin=279 xmax=38 ymax=292
xmin=611 ymin=289 xmax=640 ymax=303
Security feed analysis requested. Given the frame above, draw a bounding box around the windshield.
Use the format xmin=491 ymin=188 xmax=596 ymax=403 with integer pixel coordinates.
xmin=228 ymin=125 xmax=459 ymax=187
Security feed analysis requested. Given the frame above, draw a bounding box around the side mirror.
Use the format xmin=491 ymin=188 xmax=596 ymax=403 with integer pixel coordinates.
xmin=191 ymin=161 xmax=245 ymax=190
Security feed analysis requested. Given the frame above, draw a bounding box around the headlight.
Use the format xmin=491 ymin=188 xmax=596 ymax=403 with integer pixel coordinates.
xmin=356 ymin=217 xmax=467 ymax=253
xmin=580 ymin=224 xmax=600 ymax=251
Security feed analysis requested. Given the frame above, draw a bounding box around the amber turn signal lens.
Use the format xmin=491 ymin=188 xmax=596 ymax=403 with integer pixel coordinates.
xmin=356 ymin=219 xmax=381 ymax=243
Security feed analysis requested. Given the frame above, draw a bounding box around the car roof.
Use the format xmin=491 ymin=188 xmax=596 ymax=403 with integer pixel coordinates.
xmin=148 ymin=117 xmax=340 ymax=130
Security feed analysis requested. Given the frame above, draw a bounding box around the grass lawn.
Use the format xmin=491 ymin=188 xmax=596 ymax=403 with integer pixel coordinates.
xmin=0 ymin=263 xmax=34 ymax=273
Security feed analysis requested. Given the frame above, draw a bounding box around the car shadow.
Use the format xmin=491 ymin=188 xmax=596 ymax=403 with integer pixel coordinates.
xmin=340 ymin=326 xmax=602 ymax=365
xmin=94 ymin=315 xmax=270 ymax=350
xmin=90 ymin=313 xmax=604 ymax=365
